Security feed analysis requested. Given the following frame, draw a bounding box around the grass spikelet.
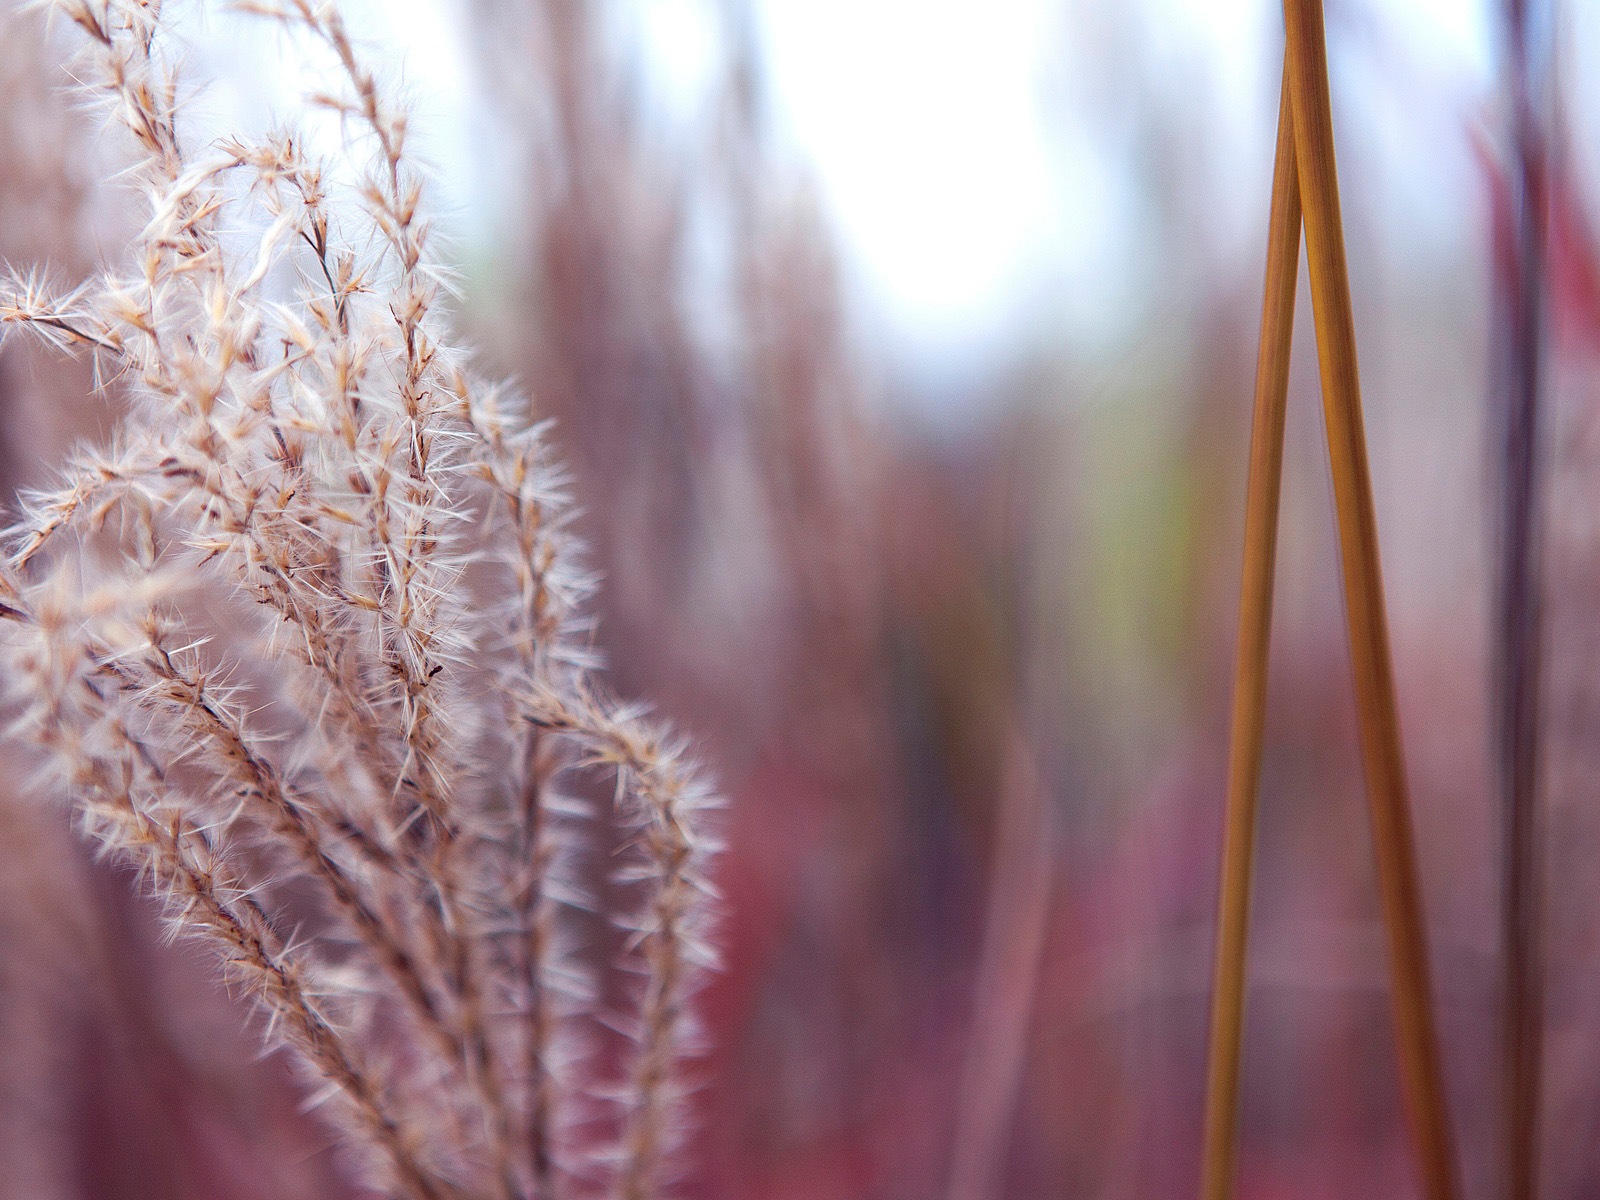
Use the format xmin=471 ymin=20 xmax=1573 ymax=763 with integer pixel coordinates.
xmin=0 ymin=4 xmax=721 ymax=1198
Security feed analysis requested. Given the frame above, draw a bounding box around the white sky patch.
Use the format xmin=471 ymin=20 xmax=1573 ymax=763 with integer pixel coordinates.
xmin=754 ymin=0 xmax=1075 ymax=354
xmin=1385 ymin=0 xmax=1497 ymax=81
xmin=167 ymin=0 xmax=1503 ymax=379
xmin=751 ymin=0 xmax=1498 ymax=366
xmin=634 ymin=0 xmax=726 ymax=118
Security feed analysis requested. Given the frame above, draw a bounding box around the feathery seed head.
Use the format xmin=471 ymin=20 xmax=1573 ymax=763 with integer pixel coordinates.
xmin=0 ymin=4 xmax=720 ymax=1198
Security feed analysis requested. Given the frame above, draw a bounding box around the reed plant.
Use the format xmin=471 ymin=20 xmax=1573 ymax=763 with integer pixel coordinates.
xmin=0 ymin=4 xmax=719 ymax=1199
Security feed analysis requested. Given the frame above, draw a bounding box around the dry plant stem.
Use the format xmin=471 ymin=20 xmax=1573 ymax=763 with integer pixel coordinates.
xmin=1283 ymin=1 xmax=1460 ymax=1196
xmin=122 ymin=613 xmax=465 ymax=1048
xmin=1197 ymin=58 xmax=1300 ymax=1200
xmin=519 ymin=732 xmax=558 ymax=1200
xmin=1497 ymin=4 xmax=1548 ymax=1195
xmin=944 ymin=731 xmax=1054 ymax=1200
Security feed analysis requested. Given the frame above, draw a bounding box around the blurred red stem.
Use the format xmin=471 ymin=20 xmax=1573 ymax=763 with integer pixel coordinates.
xmin=945 ymin=732 xmax=1053 ymax=1200
xmin=1496 ymin=2 xmax=1548 ymax=1197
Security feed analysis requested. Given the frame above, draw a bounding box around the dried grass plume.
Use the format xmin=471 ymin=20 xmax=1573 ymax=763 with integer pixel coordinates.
xmin=0 ymin=3 xmax=720 ymax=1199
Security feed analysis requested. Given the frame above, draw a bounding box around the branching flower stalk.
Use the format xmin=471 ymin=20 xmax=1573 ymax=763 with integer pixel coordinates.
xmin=0 ymin=4 xmax=719 ymax=1199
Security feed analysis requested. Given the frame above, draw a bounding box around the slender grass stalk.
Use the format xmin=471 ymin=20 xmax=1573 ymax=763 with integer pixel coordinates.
xmin=1197 ymin=56 xmax=1300 ymax=1200
xmin=1282 ymin=2 xmax=1459 ymax=1196
xmin=1496 ymin=5 xmax=1549 ymax=1197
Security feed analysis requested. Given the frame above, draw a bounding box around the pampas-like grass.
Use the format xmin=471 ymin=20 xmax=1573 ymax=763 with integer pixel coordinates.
xmin=0 ymin=3 xmax=719 ymax=1199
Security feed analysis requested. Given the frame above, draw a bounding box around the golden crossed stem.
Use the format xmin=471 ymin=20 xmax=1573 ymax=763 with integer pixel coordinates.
xmin=1198 ymin=3 xmax=1460 ymax=1198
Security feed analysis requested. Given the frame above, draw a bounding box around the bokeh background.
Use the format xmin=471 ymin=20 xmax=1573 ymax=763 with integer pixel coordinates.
xmin=2 ymin=0 xmax=1599 ymax=1196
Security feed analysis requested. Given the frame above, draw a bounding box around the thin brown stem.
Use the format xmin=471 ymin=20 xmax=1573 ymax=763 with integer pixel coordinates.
xmin=1198 ymin=55 xmax=1300 ymax=1200
xmin=1283 ymin=2 xmax=1459 ymax=1196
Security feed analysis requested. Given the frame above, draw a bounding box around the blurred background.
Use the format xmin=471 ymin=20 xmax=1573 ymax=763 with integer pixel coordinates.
xmin=2 ymin=0 xmax=1599 ymax=1196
